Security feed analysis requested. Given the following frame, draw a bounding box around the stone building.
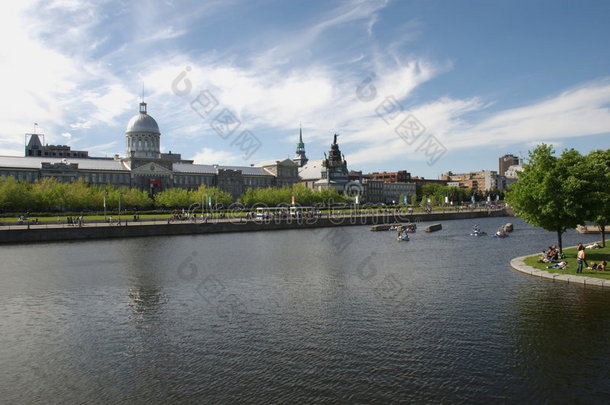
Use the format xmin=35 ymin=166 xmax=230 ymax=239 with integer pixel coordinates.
xmin=0 ymin=101 xmax=298 ymax=199
xmin=25 ymin=133 xmax=89 ymax=158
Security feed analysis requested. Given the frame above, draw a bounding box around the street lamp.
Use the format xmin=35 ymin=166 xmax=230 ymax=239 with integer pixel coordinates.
xmin=103 ymin=191 xmax=108 ymax=221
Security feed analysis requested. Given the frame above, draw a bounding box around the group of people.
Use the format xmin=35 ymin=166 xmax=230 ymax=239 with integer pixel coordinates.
xmin=540 ymin=243 xmax=606 ymax=272
xmin=537 ymin=246 xmax=564 ymax=263
xmin=577 ymin=243 xmax=607 ymax=271
xmin=67 ymin=216 xmax=84 ymax=227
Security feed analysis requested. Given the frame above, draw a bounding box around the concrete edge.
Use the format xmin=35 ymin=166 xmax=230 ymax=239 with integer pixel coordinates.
xmin=510 ymin=254 xmax=608 ymax=290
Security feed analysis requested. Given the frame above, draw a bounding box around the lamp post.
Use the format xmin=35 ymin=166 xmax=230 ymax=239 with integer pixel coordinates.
xmin=103 ymin=191 xmax=107 ymax=221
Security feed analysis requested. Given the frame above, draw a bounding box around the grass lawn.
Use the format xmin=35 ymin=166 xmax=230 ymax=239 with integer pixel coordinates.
xmin=523 ymin=243 xmax=610 ymax=280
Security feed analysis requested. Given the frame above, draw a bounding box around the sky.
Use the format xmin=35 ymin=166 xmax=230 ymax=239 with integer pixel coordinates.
xmin=1 ymin=0 xmax=609 ymax=178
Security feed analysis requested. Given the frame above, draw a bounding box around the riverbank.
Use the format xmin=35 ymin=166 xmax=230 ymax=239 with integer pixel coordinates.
xmin=0 ymin=208 xmax=509 ymax=244
xmin=510 ymin=243 xmax=610 ymax=289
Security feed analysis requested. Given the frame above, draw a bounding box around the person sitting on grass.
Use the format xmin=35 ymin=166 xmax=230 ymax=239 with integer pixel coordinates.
xmin=585 ymin=242 xmax=601 ymax=249
xmin=590 ymin=260 xmax=608 ymax=271
xmin=547 ymin=261 xmax=568 ymax=269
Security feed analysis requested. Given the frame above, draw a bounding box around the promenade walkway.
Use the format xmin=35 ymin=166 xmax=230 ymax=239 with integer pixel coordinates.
xmin=0 ymin=207 xmax=503 ymax=231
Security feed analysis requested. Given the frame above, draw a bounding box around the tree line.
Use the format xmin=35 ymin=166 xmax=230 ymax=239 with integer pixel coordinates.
xmin=506 ymin=145 xmax=610 ymax=249
xmin=418 ymin=183 xmax=504 ymax=206
xmin=0 ymin=178 xmax=350 ymax=212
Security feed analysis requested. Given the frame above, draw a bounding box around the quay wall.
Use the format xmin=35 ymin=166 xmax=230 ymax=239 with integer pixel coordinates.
xmin=0 ymin=209 xmax=509 ymax=244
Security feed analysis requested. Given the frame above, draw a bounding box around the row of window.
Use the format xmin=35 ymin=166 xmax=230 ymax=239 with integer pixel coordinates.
xmin=0 ymin=170 xmax=130 ymax=184
xmin=1 ymin=171 xmax=279 ymax=188
xmin=1 ymin=171 xmax=39 ymax=181
xmin=174 ymin=175 xmax=214 ymax=185
xmin=127 ymin=135 xmax=159 ymax=152
xmin=244 ymin=176 xmax=272 ymax=187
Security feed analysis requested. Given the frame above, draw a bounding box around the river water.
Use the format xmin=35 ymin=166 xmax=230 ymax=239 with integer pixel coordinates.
xmin=1 ymin=217 xmax=609 ymax=404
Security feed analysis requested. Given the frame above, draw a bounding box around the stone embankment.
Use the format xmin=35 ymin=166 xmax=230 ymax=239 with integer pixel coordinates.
xmin=510 ymin=255 xmax=610 ymax=290
xmin=0 ymin=209 xmax=509 ymax=244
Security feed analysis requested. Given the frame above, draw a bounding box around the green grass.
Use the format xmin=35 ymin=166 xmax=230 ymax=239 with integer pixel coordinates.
xmin=523 ymin=243 xmax=610 ymax=279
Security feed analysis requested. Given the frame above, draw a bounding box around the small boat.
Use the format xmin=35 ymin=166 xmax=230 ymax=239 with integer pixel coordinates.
xmin=492 ymin=230 xmax=508 ymax=238
xmin=470 ymin=230 xmax=487 ymax=236
xmin=425 ymin=223 xmax=442 ymax=232
xmin=397 ymin=235 xmax=410 ymax=242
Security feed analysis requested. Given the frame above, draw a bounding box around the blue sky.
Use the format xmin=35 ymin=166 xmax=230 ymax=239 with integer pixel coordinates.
xmin=1 ymin=0 xmax=609 ymax=178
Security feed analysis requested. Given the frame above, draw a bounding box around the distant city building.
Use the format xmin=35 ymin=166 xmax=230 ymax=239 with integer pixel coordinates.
xmin=381 ymin=182 xmax=416 ymax=204
xmin=1 ymin=101 xmax=298 ymax=199
xmin=504 ymin=164 xmax=524 ymax=179
xmin=361 ymin=177 xmax=384 ymax=203
xmin=298 ymin=159 xmax=324 ymax=190
xmin=298 ymin=135 xmax=369 ymax=199
xmin=315 ymin=134 xmax=350 ymax=192
xmin=25 ymin=133 xmax=89 ymax=158
xmin=499 ymin=154 xmax=519 ymax=176
xmin=440 ymin=170 xmax=505 ymax=192
xmin=365 ymin=170 xmax=447 ymax=189
xmin=361 ymin=170 xmax=416 ymax=204
xmin=253 ymin=159 xmax=300 ymax=188
xmin=369 ymin=170 xmax=410 ymax=183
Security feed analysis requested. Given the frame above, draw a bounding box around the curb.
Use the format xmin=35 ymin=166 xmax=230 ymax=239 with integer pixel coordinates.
xmin=510 ymin=255 xmax=610 ymax=290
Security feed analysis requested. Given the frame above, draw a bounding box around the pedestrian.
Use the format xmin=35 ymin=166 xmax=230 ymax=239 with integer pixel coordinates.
xmin=576 ymin=244 xmax=586 ymax=273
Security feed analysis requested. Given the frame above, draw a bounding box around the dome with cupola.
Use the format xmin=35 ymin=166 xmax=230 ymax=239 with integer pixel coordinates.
xmin=126 ymin=102 xmax=160 ymax=134
xmin=125 ymin=101 xmax=161 ymax=159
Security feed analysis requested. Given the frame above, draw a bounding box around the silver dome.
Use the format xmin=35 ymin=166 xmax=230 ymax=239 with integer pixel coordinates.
xmin=126 ymin=113 xmax=160 ymax=134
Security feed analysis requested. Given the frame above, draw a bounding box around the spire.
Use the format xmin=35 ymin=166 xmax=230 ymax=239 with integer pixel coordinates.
xmin=299 ymin=122 xmax=303 ymax=143
xmin=293 ymin=123 xmax=308 ymax=167
xmin=139 ymin=82 xmax=147 ymax=113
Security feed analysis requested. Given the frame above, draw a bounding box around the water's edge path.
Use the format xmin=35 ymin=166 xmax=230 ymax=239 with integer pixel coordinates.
xmin=1 ymin=210 xmax=508 ymax=244
xmin=510 ymin=254 xmax=609 ymax=290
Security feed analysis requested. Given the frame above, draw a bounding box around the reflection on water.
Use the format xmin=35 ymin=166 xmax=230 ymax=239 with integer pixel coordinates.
xmin=0 ymin=217 xmax=609 ymax=403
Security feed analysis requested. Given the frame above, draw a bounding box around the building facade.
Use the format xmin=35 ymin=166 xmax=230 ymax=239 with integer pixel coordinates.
xmin=0 ymin=101 xmax=299 ymax=199
xmin=499 ymin=154 xmax=519 ymax=176
xmin=440 ymin=170 xmax=506 ymax=192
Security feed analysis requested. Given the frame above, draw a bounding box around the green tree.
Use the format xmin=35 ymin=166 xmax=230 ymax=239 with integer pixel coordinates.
xmin=0 ymin=177 xmax=32 ymax=211
xmin=579 ymin=149 xmax=610 ymax=246
xmin=31 ymin=178 xmax=65 ymax=211
xmin=155 ymin=188 xmax=192 ymax=208
xmin=505 ymin=144 xmax=585 ymax=252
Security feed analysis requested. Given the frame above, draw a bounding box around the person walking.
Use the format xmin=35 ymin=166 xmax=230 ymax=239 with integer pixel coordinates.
xmin=576 ymin=244 xmax=586 ymax=274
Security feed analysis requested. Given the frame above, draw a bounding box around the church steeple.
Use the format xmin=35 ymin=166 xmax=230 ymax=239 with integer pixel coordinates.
xmin=293 ymin=124 xmax=308 ymax=167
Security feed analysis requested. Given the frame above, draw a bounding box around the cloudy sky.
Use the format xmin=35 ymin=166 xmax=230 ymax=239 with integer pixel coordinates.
xmin=1 ymin=0 xmax=609 ymax=178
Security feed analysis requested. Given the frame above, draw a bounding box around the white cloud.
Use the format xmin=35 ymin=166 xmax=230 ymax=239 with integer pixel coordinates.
xmin=445 ymin=79 xmax=610 ymax=149
xmin=340 ymin=80 xmax=610 ymax=167
xmin=190 ymin=147 xmax=243 ymax=165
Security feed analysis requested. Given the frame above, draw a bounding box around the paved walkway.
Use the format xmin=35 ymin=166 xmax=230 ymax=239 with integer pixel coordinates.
xmin=0 ymin=208 xmax=504 ymax=231
xmin=510 ymin=255 xmax=610 ymax=289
